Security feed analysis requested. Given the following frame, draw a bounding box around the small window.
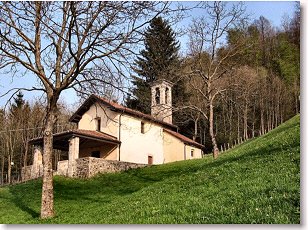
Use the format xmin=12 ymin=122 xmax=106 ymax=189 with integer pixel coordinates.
xmin=96 ymin=117 xmax=101 ymax=131
xmin=155 ymin=87 xmax=160 ymax=104
xmin=191 ymin=149 xmax=194 ymax=157
xmin=148 ymin=155 xmax=153 ymax=165
xmin=91 ymin=151 xmax=100 ymax=158
xmin=141 ymin=121 xmax=145 ymax=134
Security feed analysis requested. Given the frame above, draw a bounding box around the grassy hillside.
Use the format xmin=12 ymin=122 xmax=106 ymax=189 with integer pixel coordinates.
xmin=0 ymin=115 xmax=300 ymax=224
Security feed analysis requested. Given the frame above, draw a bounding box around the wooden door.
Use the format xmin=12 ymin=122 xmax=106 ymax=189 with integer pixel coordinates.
xmin=148 ymin=155 xmax=153 ymax=165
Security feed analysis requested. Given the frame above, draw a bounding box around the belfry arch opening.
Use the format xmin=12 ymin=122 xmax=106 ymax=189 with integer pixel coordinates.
xmin=165 ymin=87 xmax=169 ymax=104
xmin=155 ymin=87 xmax=160 ymax=105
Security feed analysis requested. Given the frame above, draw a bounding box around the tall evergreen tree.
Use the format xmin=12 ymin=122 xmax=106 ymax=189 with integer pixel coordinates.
xmin=126 ymin=16 xmax=183 ymax=114
xmin=13 ymin=91 xmax=25 ymax=109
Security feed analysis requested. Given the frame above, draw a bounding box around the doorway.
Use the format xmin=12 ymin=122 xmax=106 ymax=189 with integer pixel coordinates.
xmin=91 ymin=151 xmax=101 ymax=158
xmin=148 ymin=155 xmax=153 ymax=165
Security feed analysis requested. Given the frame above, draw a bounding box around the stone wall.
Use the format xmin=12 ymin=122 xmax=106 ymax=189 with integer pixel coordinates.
xmin=21 ymin=164 xmax=43 ymax=181
xmin=56 ymin=160 xmax=68 ymax=176
xmin=74 ymin=158 xmax=89 ymax=178
xmin=21 ymin=166 xmax=32 ymax=181
xmin=74 ymin=157 xmax=147 ymax=178
xmin=21 ymin=158 xmax=147 ymax=180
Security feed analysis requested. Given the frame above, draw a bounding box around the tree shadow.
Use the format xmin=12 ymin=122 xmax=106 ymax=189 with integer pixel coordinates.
xmin=8 ymin=186 xmax=40 ymax=218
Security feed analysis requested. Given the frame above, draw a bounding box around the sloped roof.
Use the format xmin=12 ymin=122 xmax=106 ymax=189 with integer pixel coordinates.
xmin=69 ymin=94 xmax=178 ymax=131
xmin=163 ymin=129 xmax=204 ymax=149
xmin=67 ymin=95 xmax=203 ymax=149
xmin=29 ymin=129 xmax=120 ymax=146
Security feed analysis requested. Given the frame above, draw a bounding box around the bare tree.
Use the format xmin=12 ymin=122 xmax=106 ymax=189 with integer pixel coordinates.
xmin=184 ymin=1 xmax=247 ymax=159
xmin=231 ymin=66 xmax=258 ymax=140
xmin=0 ymin=1 xmax=176 ymax=218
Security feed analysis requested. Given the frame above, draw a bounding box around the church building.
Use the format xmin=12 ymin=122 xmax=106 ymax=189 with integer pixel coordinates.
xmin=25 ymin=80 xmax=204 ymax=179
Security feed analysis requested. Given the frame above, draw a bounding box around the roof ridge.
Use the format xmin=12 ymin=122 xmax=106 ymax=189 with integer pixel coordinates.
xmin=91 ymin=94 xmax=178 ymax=129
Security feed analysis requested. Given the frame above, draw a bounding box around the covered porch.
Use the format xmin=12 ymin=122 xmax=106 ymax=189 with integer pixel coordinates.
xmin=28 ymin=129 xmax=121 ymax=177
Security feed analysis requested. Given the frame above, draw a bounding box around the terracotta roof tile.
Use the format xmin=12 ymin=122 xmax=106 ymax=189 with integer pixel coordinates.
xmin=69 ymin=94 xmax=178 ymax=130
xmin=29 ymin=129 xmax=120 ymax=145
xmin=72 ymin=129 xmax=119 ymax=142
xmin=163 ymin=129 xmax=204 ymax=149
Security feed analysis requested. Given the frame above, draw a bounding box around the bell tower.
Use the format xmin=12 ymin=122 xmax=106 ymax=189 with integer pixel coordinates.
xmin=150 ymin=79 xmax=173 ymax=124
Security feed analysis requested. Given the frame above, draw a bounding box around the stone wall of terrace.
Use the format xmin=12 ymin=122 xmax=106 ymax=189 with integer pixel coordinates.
xmin=56 ymin=160 xmax=68 ymax=176
xmin=74 ymin=157 xmax=147 ymax=178
xmin=21 ymin=157 xmax=147 ymax=181
xmin=21 ymin=164 xmax=43 ymax=181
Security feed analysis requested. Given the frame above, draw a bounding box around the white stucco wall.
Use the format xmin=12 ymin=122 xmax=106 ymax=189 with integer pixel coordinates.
xmin=78 ymin=102 xmax=119 ymax=138
xmin=119 ymin=114 xmax=165 ymax=165
xmin=163 ymin=131 xmax=203 ymax=162
xmin=184 ymin=144 xmax=203 ymax=160
xmin=163 ymin=131 xmax=185 ymax=163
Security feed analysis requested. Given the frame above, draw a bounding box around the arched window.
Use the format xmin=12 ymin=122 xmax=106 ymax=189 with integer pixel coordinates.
xmin=165 ymin=87 xmax=169 ymax=104
xmin=155 ymin=87 xmax=160 ymax=104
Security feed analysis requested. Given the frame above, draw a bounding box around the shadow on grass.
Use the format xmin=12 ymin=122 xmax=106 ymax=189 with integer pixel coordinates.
xmin=52 ymin=171 xmax=154 ymax=203
xmin=8 ymin=185 xmax=40 ymax=218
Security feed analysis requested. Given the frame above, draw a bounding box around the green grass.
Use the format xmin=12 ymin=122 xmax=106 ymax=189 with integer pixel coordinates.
xmin=0 ymin=115 xmax=300 ymax=224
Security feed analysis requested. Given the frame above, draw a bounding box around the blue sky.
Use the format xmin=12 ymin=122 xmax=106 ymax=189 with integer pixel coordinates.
xmin=0 ymin=1 xmax=299 ymax=107
xmin=245 ymin=1 xmax=297 ymax=25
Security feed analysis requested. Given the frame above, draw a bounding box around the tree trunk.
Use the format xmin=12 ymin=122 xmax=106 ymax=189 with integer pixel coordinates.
xmin=7 ymin=154 xmax=11 ymax=184
xmin=40 ymin=98 xmax=58 ymax=219
xmin=209 ymin=102 xmax=219 ymax=159
xmin=23 ymin=140 xmax=29 ymax=168
xmin=260 ymin=96 xmax=265 ymax=135
xmin=275 ymin=88 xmax=280 ymax=128
xmin=1 ymin=155 xmax=4 ymax=185
xmin=243 ymin=102 xmax=248 ymax=140
xmin=193 ymin=116 xmax=199 ymax=141
xmin=252 ymin=103 xmax=255 ymax=138
xmin=280 ymin=103 xmax=284 ymax=125
xmin=222 ymin=104 xmax=227 ymax=137
xmin=228 ymin=111 xmax=233 ymax=141
xmin=271 ymin=109 xmax=274 ymax=130
xmin=237 ymin=109 xmax=240 ymax=139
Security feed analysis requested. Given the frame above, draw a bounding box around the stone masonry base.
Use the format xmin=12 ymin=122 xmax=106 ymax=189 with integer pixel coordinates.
xmin=73 ymin=157 xmax=147 ymax=178
xmin=22 ymin=157 xmax=147 ymax=181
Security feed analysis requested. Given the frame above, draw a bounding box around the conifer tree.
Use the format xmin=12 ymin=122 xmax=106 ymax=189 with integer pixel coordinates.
xmin=13 ymin=91 xmax=25 ymax=109
xmin=126 ymin=16 xmax=182 ymax=114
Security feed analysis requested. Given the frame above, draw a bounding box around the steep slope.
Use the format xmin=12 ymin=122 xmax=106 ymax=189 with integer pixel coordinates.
xmin=0 ymin=115 xmax=300 ymax=224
